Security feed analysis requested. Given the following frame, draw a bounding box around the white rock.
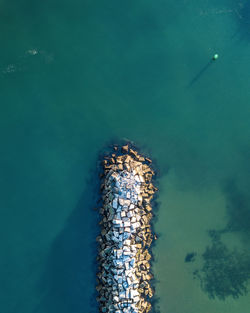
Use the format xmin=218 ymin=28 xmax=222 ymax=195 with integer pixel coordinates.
xmin=127 ymin=211 xmax=134 ymax=218
xmin=124 ymin=221 xmax=131 ymax=227
xmin=116 ymin=250 xmax=123 ymax=258
xmin=139 ymin=175 xmax=145 ymax=182
xmin=131 ymin=217 xmax=136 ymax=223
xmin=135 ymin=175 xmax=140 ymax=182
xmin=113 ymin=231 xmax=119 ymax=238
xmin=129 ymin=204 xmax=135 ymax=210
xmin=124 ymin=239 xmax=131 ymax=246
xmin=113 ymin=219 xmax=122 ymax=226
xmin=112 ymin=197 xmax=118 ymax=209
xmin=113 ymin=296 xmax=119 ymax=302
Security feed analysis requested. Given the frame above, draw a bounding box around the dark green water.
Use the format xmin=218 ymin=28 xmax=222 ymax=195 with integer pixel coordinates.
xmin=1 ymin=0 xmax=250 ymax=312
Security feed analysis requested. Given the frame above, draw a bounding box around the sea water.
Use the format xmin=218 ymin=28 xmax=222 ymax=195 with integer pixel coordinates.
xmin=0 ymin=0 xmax=250 ymax=312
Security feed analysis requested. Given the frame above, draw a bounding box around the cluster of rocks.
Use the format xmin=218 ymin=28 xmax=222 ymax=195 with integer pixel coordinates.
xmin=96 ymin=145 xmax=157 ymax=313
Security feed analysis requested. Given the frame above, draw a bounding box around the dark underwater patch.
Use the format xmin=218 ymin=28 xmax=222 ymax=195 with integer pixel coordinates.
xmin=193 ymin=233 xmax=250 ymax=300
xmin=222 ymin=179 xmax=250 ymax=237
xmin=185 ymin=252 xmax=197 ymax=263
xmin=192 ymin=177 xmax=250 ymax=301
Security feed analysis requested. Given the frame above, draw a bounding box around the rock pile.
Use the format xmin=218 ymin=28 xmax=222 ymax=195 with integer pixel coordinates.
xmin=96 ymin=145 xmax=157 ymax=313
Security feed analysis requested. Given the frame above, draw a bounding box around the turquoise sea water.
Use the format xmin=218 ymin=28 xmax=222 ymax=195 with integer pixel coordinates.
xmin=1 ymin=0 xmax=250 ymax=312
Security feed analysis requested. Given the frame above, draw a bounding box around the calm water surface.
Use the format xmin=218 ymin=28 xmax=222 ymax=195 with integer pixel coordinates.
xmin=1 ymin=0 xmax=250 ymax=312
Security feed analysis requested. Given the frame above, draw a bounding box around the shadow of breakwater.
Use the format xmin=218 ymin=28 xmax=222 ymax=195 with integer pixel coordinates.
xmin=34 ymin=163 xmax=101 ymax=313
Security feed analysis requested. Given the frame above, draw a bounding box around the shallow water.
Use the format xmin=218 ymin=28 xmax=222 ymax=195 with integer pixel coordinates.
xmin=1 ymin=0 xmax=250 ymax=312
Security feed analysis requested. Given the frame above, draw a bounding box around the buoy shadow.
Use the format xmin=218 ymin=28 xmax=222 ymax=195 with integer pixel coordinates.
xmin=188 ymin=59 xmax=213 ymax=87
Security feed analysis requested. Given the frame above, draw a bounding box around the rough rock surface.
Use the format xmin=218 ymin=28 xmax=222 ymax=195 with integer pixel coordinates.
xmin=96 ymin=146 xmax=157 ymax=313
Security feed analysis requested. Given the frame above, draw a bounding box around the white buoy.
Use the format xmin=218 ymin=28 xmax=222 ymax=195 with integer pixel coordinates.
xmin=213 ymin=53 xmax=219 ymax=60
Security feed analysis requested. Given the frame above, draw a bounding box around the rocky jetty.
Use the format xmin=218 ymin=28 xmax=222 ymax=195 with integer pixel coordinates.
xmin=96 ymin=145 xmax=157 ymax=313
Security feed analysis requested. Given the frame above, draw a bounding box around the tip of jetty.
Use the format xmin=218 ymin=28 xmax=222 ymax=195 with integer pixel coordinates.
xmin=96 ymin=145 xmax=157 ymax=313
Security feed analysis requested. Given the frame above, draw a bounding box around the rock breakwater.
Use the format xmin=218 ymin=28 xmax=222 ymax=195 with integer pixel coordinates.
xmin=96 ymin=145 xmax=157 ymax=313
